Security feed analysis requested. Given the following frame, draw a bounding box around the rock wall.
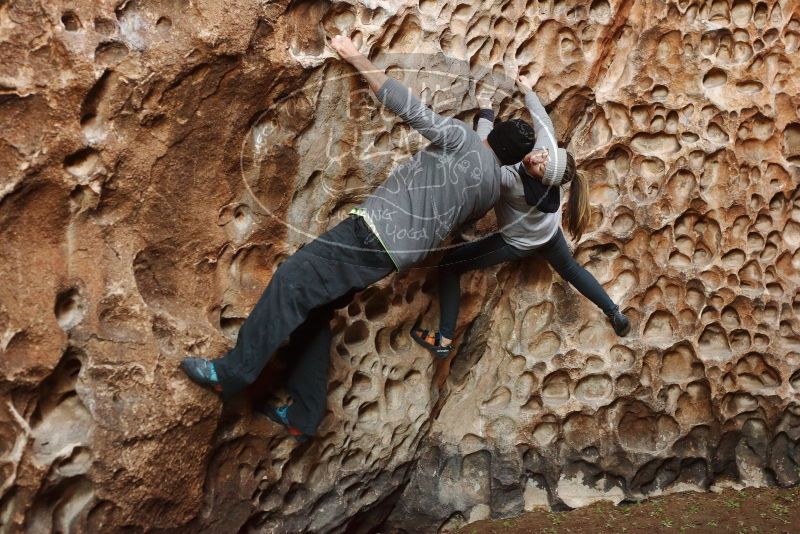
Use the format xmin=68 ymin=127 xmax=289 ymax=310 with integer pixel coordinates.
xmin=1 ymin=0 xmax=799 ymax=532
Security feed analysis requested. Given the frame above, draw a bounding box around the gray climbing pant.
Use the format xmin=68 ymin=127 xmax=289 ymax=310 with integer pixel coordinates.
xmin=213 ymin=215 xmax=394 ymax=435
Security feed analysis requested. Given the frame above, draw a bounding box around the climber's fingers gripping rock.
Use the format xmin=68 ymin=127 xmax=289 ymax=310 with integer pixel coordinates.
xmin=330 ymin=34 xmax=360 ymax=61
xmin=477 ymin=94 xmax=493 ymax=109
xmin=328 ymin=33 xmax=388 ymax=93
xmin=476 ymin=82 xmax=494 ymax=109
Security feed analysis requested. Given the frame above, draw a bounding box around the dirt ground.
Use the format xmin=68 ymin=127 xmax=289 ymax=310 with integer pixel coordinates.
xmin=455 ymin=487 xmax=800 ymax=534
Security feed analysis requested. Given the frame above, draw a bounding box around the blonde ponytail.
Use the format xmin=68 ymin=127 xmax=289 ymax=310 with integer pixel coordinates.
xmin=563 ymin=153 xmax=590 ymax=241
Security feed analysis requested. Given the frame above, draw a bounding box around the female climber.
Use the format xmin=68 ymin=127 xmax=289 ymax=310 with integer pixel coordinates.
xmin=411 ymin=74 xmax=631 ymax=358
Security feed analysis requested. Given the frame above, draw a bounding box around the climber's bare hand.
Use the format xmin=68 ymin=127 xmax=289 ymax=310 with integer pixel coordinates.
xmin=526 ymin=149 xmax=548 ymax=164
xmin=516 ymin=74 xmax=531 ymax=91
xmin=330 ymin=35 xmax=361 ymax=62
xmin=329 ymin=34 xmax=386 ymax=92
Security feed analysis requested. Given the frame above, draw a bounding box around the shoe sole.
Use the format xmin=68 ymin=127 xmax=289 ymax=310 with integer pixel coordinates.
xmin=180 ymin=360 xmax=223 ymax=393
xmin=616 ymin=322 xmax=631 ymax=337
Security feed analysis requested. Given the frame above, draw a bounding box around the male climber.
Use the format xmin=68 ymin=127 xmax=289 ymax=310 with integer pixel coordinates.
xmin=180 ymin=35 xmax=543 ymax=441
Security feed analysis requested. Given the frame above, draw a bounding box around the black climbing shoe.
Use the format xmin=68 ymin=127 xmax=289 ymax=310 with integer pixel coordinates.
xmin=180 ymin=357 xmax=223 ymax=393
xmin=410 ymin=327 xmax=453 ymax=359
xmin=257 ymin=404 xmax=311 ymax=443
xmin=608 ymin=309 xmax=631 ymax=337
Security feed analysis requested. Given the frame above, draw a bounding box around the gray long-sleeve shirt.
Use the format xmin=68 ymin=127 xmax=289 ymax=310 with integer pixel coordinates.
xmin=355 ymin=78 xmax=504 ymax=271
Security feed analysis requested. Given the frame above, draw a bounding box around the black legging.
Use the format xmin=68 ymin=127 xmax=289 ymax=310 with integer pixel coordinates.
xmin=437 ymin=229 xmax=617 ymax=339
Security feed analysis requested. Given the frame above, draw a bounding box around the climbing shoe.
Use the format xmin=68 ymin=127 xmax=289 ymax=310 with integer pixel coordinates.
xmin=608 ymin=309 xmax=631 ymax=337
xmin=180 ymin=357 xmax=223 ymax=393
xmin=257 ymin=404 xmax=311 ymax=443
xmin=410 ymin=327 xmax=453 ymax=359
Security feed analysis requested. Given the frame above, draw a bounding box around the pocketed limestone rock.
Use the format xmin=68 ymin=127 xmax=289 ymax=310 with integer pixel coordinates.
xmin=1 ymin=0 xmax=799 ymax=532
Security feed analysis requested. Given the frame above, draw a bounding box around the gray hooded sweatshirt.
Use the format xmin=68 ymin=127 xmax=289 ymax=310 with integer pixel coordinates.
xmin=354 ymin=78 xmax=503 ymax=271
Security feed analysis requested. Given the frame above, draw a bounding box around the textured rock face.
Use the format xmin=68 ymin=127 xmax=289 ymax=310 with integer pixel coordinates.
xmin=1 ymin=0 xmax=799 ymax=532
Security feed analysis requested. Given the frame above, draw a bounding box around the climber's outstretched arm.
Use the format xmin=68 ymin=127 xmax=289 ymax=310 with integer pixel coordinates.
xmin=516 ymin=75 xmax=567 ymax=186
xmin=330 ymin=35 xmax=388 ymax=93
xmin=330 ymin=35 xmax=465 ymax=149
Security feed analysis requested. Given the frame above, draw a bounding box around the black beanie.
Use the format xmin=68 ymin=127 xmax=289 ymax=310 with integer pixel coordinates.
xmin=487 ymin=119 xmax=536 ymax=166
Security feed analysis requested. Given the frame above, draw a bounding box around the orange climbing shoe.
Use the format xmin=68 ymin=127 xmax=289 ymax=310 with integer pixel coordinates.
xmin=410 ymin=327 xmax=453 ymax=359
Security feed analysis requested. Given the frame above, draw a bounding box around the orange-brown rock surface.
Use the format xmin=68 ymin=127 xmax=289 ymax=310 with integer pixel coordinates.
xmin=1 ymin=0 xmax=799 ymax=532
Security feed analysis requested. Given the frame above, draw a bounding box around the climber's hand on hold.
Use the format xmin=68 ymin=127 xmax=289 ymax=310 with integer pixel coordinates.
xmin=476 ymin=84 xmax=493 ymax=109
xmin=329 ymin=33 xmax=387 ymax=93
xmin=526 ymin=149 xmax=548 ymax=165
xmin=517 ymin=71 xmax=544 ymax=92
xmin=330 ymin=35 xmax=361 ymax=62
